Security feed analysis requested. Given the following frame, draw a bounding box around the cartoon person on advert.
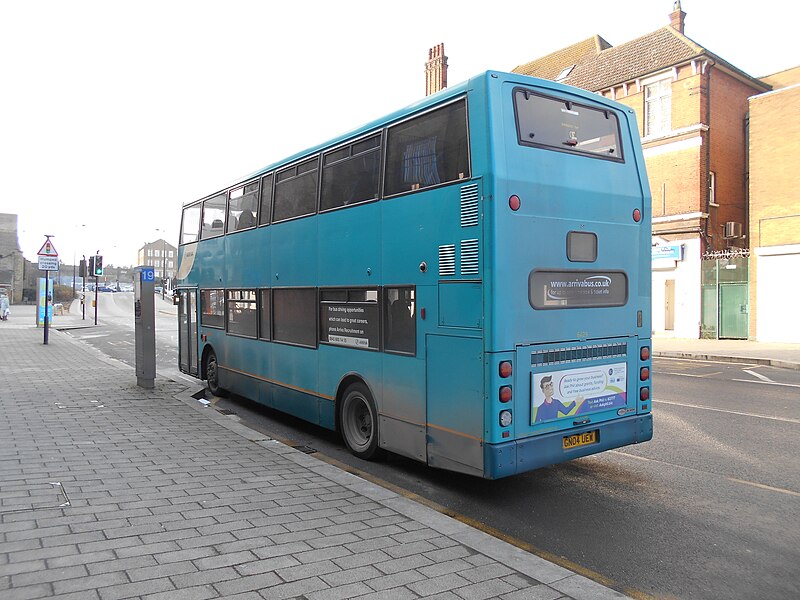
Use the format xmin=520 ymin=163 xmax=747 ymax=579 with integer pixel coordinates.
xmin=535 ymin=375 xmax=583 ymax=422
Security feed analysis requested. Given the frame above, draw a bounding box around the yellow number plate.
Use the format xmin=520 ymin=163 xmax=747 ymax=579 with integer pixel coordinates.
xmin=563 ymin=430 xmax=598 ymax=450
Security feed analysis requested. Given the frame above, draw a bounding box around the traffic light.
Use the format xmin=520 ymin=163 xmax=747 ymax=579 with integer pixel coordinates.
xmin=94 ymin=255 xmax=103 ymax=276
xmin=79 ymin=259 xmax=87 ymax=278
xmin=88 ymin=256 xmax=95 ymax=275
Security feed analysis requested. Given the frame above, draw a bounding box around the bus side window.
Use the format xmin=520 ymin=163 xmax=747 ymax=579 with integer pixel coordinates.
xmin=201 ymin=193 xmax=226 ymax=240
xmin=384 ymin=100 xmax=469 ymax=197
xmin=384 ymin=287 xmax=415 ymax=355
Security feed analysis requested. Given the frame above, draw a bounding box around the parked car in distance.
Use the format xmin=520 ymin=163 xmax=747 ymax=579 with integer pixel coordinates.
xmin=97 ymin=285 xmax=117 ymax=293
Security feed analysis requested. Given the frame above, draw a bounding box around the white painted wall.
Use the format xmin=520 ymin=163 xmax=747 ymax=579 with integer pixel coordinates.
xmin=756 ymin=245 xmax=800 ymax=343
xmin=651 ymin=238 xmax=702 ymax=338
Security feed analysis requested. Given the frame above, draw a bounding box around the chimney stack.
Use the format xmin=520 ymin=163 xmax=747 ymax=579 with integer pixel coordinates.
xmin=669 ymin=1 xmax=686 ymax=34
xmin=425 ymin=43 xmax=448 ymax=96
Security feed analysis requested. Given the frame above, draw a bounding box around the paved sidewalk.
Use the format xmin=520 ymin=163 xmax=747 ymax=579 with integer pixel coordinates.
xmin=1 ymin=321 xmax=628 ymax=599
xmin=653 ymin=336 xmax=800 ymax=370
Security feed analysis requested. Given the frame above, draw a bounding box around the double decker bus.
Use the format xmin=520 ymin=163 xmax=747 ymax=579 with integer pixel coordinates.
xmin=175 ymin=70 xmax=653 ymax=479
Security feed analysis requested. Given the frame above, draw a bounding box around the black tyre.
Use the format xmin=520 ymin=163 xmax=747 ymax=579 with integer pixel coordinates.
xmin=340 ymin=382 xmax=383 ymax=460
xmin=205 ymin=350 xmax=226 ymax=397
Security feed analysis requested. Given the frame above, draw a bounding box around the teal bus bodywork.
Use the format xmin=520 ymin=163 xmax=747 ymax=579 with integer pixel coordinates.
xmin=176 ymin=71 xmax=653 ymax=479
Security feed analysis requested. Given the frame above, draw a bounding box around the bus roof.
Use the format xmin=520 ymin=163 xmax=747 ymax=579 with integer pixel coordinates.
xmin=183 ymin=70 xmax=633 ymax=207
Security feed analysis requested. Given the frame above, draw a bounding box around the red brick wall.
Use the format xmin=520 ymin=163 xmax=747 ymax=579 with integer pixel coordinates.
xmin=707 ymin=69 xmax=753 ymax=250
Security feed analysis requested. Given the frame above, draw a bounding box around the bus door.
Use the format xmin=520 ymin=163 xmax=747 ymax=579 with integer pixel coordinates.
xmin=177 ymin=288 xmax=199 ymax=376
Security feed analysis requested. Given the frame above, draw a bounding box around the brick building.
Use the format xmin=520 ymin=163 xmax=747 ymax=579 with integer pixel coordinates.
xmin=747 ymin=67 xmax=800 ymax=342
xmin=137 ymin=238 xmax=177 ymax=288
xmin=0 ymin=213 xmax=26 ymax=303
xmin=511 ymin=2 xmax=775 ymax=338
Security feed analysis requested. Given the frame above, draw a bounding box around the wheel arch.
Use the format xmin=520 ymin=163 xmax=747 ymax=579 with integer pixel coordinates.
xmin=200 ymin=343 xmax=216 ymax=380
xmin=334 ymin=372 xmax=377 ymax=434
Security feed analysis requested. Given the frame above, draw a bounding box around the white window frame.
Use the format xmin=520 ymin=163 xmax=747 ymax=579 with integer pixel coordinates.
xmin=643 ymin=73 xmax=673 ymax=138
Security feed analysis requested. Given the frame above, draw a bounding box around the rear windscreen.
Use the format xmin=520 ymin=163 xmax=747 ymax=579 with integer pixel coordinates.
xmin=514 ymin=88 xmax=623 ymax=161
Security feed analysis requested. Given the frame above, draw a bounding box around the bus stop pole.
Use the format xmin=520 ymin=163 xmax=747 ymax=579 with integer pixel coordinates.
xmin=43 ymin=269 xmax=50 ymax=345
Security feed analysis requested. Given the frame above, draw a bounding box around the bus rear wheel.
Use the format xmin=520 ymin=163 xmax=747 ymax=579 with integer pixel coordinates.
xmin=205 ymin=350 xmax=226 ymax=397
xmin=340 ymin=383 xmax=383 ymax=460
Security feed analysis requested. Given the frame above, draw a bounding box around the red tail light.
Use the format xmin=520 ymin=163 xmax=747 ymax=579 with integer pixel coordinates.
xmin=633 ymin=208 xmax=642 ymax=222
xmin=499 ymin=386 xmax=512 ymax=403
xmin=640 ymin=346 xmax=650 ymax=361
xmin=640 ymin=367 xmax=650 ymax=381
xmin=509 ymin=195 xmax=521 ymax=211
xmin=499 ymin=361 xmax=513 ymax=378
xmin=640 ymin=387 xmax=650 ymax=401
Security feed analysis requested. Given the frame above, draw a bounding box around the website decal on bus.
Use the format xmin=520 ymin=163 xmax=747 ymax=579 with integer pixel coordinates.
xmin=530 ymin=270 xmax=628 ymax=308
xmin=532 ymin=364 xmax=628 ymax=424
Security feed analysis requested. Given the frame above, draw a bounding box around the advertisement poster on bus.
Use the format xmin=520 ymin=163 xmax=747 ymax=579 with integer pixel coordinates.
xmin=320 ymin=302 xmax=379 ymax=350
xmin=532 ymin=363 xmax=627 ymax=424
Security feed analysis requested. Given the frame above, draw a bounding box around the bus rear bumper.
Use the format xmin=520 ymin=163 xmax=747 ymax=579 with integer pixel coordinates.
xmin=484 ymin=413 xmax=653 ymax=479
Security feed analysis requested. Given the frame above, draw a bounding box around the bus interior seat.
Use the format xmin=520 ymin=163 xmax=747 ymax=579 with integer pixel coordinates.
xmin=238 ymin=199 xmax=257 ymax=228
xmin=389 ymin=298 xmax=413 ymax=348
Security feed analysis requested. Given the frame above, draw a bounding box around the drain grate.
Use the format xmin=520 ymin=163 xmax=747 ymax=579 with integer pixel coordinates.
xmin=292 ymin=445 xmax=317 ymax=455
xmin=191 ymin=389 xmax=208 ymax=400
xmin=216 ymin=409 xmax=236 ymax=416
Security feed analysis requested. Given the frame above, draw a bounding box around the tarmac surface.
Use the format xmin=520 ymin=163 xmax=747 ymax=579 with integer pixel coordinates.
xmin=2 ymin=304 xmax=799 ymax=599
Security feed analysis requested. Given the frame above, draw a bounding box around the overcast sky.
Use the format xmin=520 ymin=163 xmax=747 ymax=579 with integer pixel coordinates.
xmin=1 ymin=0 xmax=793 ymax=267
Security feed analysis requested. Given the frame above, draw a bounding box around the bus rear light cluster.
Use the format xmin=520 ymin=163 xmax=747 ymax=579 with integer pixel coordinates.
xmin=639 ymin=344 xmax=651 ymax=409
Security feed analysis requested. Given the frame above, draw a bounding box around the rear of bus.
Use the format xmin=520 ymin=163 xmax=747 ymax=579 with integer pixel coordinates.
xmin=483 ymin=73 xmax=653 ymax=478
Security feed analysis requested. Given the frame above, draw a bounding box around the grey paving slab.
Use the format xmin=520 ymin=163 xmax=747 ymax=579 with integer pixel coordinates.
xmin=0 ymin=323 xmax=631 ymax=599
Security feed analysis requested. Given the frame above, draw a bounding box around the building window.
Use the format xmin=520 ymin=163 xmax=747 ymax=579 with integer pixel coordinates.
xmin=556 ymin=65 xmax=575 ymax=82
xmin=645 ymin=78 xmax=671 ymax=137
xmin=709 ymin=171 xmax=718 ymax=207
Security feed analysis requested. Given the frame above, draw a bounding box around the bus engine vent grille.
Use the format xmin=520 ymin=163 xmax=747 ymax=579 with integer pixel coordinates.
xmin=439 ymin=244 xmax=456 ymax=276
xmin=460 ymin=239 xmax=479 ymax=275
xmin=531 ymin=343 xmax=628 ymax=367
xmin=460 ymin=184 xmax=479 ymax=227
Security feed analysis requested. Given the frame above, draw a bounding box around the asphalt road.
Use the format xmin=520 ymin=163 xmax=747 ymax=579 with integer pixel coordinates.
xmin=65 ymin=303 xmax=800 ymax=600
